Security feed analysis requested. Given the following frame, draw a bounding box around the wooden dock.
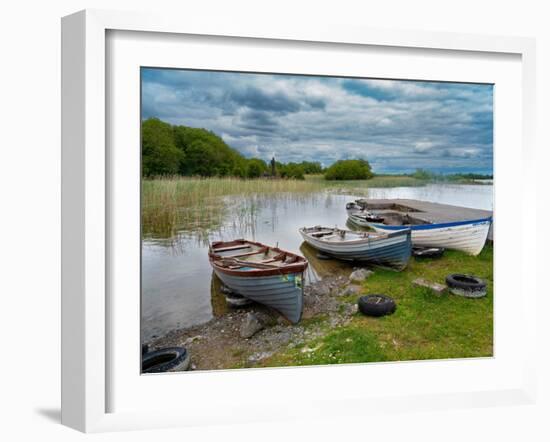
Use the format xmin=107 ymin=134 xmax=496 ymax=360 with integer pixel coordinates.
xmin=356 ymin=198 xmax=493 ymax=241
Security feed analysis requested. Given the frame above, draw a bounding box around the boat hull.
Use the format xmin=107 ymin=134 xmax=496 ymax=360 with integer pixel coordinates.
xmin=299 ymin=229 xmax=412 ymax=270
xmin=368 ymin=217 xmax=492 ymax=256
xmin=348 ymin=213 xmax=372 ymax=227
xmin=212 ymin=269 xmax=304 ymax=324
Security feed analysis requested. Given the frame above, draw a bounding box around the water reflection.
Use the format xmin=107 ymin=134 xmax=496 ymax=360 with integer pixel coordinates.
xmin=141 ymin=185 xmax=493 ymax=341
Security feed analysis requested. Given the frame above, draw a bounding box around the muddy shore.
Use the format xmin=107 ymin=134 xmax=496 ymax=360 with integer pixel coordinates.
xmin=146 ymin=269 xmax=369 ymax=371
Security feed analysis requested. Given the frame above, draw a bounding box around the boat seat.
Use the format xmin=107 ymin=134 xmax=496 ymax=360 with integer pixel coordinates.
xmin=311 ymin=230 xmax=334 ymax=237
xmin=214 ymin=244 xmax=251 ymax=253
xmin=224 ymin=247 xmax=267 ymax=258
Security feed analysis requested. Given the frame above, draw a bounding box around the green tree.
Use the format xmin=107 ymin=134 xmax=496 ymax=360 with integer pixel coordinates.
xmin=300 ymin=161 xmax=323 ymax=174
xmin=246 ymin=158 xmax=268 ymax=178
xmin=141 ymin=118 xmax=184 ymax=176
xmin=411 ymin=168 xmax=435 ymax=180
xmin=279 ymin=162 xmax=305 ymax=179
xmin=171 ymin=124 xmax=246 ymax=176
xmin=324 ymin=159 xmax=373 ymax=180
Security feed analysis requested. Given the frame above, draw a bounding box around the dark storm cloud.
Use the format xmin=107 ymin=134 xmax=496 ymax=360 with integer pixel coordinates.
xmin=141 ymin=68 xmax=493 ymax=174
xmin=228 ymin=87 xmax=300 ymax=114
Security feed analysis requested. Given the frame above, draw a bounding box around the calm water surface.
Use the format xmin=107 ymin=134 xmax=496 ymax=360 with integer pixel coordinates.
xmin=141 ymin=184 xmax=493 ymax=341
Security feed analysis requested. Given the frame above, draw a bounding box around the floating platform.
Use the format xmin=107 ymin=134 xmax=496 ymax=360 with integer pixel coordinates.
xmin=355 ymin=198 xmax=493 ymax=241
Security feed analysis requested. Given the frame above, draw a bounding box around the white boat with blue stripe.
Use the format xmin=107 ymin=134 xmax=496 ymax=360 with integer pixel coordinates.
xmin=299 ymin=226 xmax=412 ymax=271
xmin=366 ymin=217 xmax=492 ymax=256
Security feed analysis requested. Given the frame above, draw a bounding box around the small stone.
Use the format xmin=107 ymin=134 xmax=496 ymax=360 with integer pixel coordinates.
xmin=349 ymin=268 xmax=373 ymax=282
xmin=248 ymin=351 xmax=273 ymax=362
xmin=311 ymin=283 xmax=331 ymax=296
xmin=413 ymin=278 xmax=447 ymax=294
xmin=239 ymin=312 xmax=264 ymax=338
xmin=341 ymin=303 xmax=358 ymax=316
xmin=183 ymin=335 xmax=203 ymax=345
xmin=338 ymin=284 xmax=361 ymax=297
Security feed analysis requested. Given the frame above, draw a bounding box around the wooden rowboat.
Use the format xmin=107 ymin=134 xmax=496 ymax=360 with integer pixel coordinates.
xmin=299 ymin=226 xmax=412 ymax=271
xmin=208 ymin=239 xmax=308 ymax=323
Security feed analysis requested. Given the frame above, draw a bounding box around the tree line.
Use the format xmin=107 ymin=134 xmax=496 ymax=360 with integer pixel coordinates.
xmin=409 ymin=169 xmax=493 ymax=181
xmin=142 ymin=118 xmax=373 ymax=180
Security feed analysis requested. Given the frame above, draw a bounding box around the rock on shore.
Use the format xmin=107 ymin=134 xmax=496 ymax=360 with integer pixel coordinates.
xmin=349 ymin=268 xmax=373 ymax=282
xmin=240 ymin=312 xmax=264 ymax=338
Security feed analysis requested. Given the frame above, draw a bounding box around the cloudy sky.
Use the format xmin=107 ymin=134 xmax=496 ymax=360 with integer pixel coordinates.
xmin=141 ymin=68 xmax=493 ymax=174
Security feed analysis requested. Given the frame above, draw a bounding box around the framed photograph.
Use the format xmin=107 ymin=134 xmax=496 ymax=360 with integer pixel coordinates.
xmin=61 ymin=9 xmax=537 ymax=432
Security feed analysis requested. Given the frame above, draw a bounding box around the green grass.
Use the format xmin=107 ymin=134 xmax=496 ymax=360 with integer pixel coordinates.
xmin=305 ymin=174 xmax=427 ymax=188
xmin=260 ymin=245 xmax=493 ymax=367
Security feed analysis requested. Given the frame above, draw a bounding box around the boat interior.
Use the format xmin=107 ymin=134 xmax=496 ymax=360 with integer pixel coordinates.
xmin=303 ymin=226 xmax=387 ymax=242
xmin=211 ymin=241 xmax=304 ymax=269
xmin=353 ymin=200 xmax=430 ymax=226
xmin=368 ymin=210 xmax=429 ymax=226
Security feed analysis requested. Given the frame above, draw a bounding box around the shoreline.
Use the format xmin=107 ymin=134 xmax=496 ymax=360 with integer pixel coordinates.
xmin=145 ymin=243 xmax=493 ymax=371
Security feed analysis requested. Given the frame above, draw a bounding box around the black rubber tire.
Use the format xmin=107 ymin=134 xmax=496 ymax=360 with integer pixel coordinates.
xmin=413 ymin=247 xmax=445 ymax=259
xmin=445 ymin=274 xmax=486 ymax=291
xmin=219 ymin=284 xmax=234 ymax=295
xmin=366 ymin=216 xmax=385 ymax=223
xmin=358 ymin=294 xmax=396 ymax=317
xmin=142 ymin=347 xmax=190 ymax=374
xmin=225 ymin=293 xmax=253 ymax=307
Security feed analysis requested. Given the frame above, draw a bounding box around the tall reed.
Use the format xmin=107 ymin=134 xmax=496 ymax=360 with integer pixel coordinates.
xmin=141 ymin=175 xmax=427 ymax=238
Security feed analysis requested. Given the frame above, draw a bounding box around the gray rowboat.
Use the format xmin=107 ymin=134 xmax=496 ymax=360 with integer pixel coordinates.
xmin=209 ymin=239 xmax=308 ymax=324
xmin=299 ymin=226 xmax=412 ymax=271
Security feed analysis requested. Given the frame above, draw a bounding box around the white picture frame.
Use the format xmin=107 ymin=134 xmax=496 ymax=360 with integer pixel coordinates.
xmin=61 ymin=9 xmax=537 ymax=433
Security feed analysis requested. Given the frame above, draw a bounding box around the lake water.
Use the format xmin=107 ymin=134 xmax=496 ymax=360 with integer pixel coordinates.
xmin=141 ymin=184 xmax=493 ymax=341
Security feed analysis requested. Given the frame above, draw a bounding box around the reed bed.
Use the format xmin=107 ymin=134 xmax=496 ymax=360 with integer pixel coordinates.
xmin=141 ymin=175 xmax=427 ymax=238
xmin=142 ymin=176 xmax=323 ymax=238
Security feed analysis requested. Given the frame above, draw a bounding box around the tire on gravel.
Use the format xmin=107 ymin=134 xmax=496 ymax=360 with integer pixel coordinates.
xmin=142 ymin=347 xmax=190 ymax=373
xmin=445 ymin=274 xmax=487 ymax=298
xmin=358 ymin=294 xmax=396 ymax=317
xmin=225 ymin=293 xmax=253 ymax=307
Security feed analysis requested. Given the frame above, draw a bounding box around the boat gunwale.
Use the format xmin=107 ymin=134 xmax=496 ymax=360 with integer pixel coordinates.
xmin=209 ymin=239 xmax=308 ymax=277
xmin=368 ymin=216 xmax=493 ymax=231
xmin=299 ymin=226 xmax=411 ymax=245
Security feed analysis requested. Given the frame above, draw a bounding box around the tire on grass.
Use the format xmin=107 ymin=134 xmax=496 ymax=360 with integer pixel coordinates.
xmin=445 ymin=274 xmax=487 ymax=298
xmin=358 ymin=294 xmax=396 ymax=317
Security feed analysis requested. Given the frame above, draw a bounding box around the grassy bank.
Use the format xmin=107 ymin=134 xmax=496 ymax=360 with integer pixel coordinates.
xmin=305 ymin=174 xmax=427 ymax=188
xmin=258 ymin=245 xmax=493 ymax=367
xmin=142 ymin=175 xmax=428 ymax=237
